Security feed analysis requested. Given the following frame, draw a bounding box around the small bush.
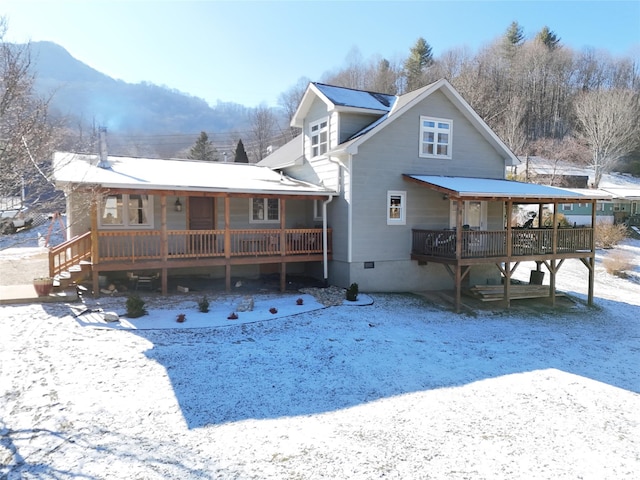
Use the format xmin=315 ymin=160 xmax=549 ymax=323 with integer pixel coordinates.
xmin=176 ymin=313 xmax=186 ymax=323
xmin=269 ymin=307 xmax=278 ymax=314
xmin=603 ymin=249 xmax=634 ymax=277
xmin=126 ymin=294 xmax=147 ymax=318
xmin=595 ymin=223 xmax=628 ymax=249
xmin=227 ymin=312 xmax=238 ymax=320
xmin=198 ymin=296 xmax=210 ymax=313
xmin=346 ymin=282 xmax=359 ymax=301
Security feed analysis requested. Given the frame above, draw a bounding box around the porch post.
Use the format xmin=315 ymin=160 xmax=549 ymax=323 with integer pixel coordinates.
xmin=280 ymin=198 xmax=286 ymax=292
xmin=224 ymin=195 xmax=231 ymax=292
xmin=588 ymin=199 xmax=597 ymax=306
xmin=90 ymin=194 xmax=100 ymax=297
xmin=551 ymin=202 xmax=559 ymax=305
xmin=160 ymin=195 xmax=168 ymax=295
xmin=504 ymin=200 xmax=515 ymax=308
xmin=455 ymin=199 xmax=463 ymax=313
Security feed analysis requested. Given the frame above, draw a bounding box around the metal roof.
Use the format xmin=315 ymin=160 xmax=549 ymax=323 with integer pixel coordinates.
xmin=403 ymin=175 xmax=609 ymax=202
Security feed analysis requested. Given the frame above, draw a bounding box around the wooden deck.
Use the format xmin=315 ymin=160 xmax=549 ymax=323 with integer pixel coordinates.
xmin=50 ymin=228 xmax=332 ymax=295
xmin=411 ymin=227 xmax=593 ymax=264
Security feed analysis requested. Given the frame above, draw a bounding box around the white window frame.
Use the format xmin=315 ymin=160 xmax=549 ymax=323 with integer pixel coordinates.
xmin=99 ymin=193 xmax=154 ymax=229
xmin=249 ymin=198 xmax=280 ymax=224
xmin=561 ymin=203 xmax=573 ymax=211
xmin=419 ymin=116 xmax=452 ymax=159
xmin=310 ymin=118 xmax=328 ymax=158
xmin=387 ymin=191 xmax=406 ymax=225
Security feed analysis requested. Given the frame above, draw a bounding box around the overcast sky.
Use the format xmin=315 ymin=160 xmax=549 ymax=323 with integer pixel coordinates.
xmin=3 ymin=0 xmax=639 ymax=107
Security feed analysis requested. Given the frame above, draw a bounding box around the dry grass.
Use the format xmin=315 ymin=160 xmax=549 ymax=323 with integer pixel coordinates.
xmin=595 ymin=223 xmax=628 ymax=249
xmin=603 ymin=249 xmax=634 ymax=277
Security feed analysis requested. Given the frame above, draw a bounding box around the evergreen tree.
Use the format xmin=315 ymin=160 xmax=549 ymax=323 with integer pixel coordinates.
xmin=535 ymin=26 xmax=561 ymax=50
xmin=234 ymin=139 xmax=249 ymax=163
xmin=188 ymin=131 xmax=218 ymax=161
xmin=403 ymin=37 xmax=433 ymax=92
xmin=504 ymin=21 xmax=525 ymax=46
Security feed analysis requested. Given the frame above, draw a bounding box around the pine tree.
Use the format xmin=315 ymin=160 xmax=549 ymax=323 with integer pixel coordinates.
xmin=234 ymin=139 xmax=249 ymax=163
xmin=504 ymin=21 xmax=525 ymax=47
xmin=535 ymin=26 xmax=561 ymax=50
xmin=188 ymin=131 xmax=218 ymax=161
xmin=403 ymin=37 xmax=433 ymax=92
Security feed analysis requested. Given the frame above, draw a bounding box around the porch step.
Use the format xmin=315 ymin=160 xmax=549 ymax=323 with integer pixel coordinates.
xmin=468 ymin=284 xmax=564 ymax=302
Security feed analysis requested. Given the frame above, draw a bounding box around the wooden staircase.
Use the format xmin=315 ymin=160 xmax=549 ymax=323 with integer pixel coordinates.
xmin=49 ymin=232 xmax=92 ymax=291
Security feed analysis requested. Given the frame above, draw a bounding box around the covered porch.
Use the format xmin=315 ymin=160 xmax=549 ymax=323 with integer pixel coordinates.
xmin=404 ymin=175 xmax=605 ymax=312
xmin=50 ymin=191 xmax=333 ymax=296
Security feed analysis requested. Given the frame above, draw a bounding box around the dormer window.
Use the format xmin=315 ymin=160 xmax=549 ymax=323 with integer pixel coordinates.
xmin=310 ymin=119 xmax=328 ymax=157
xmin=420 ymin=116 xmax=452 ymax=159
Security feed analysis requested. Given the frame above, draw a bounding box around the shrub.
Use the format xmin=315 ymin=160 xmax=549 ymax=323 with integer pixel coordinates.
xmin=541 ymin=211 xmax=570 ymax=228
xmin=269 ymin=307 xmax=278 ymax=314
xmin=227 ymin=312 xmax=238 ymax=320
xmin=346 ymin=282 xmax=359 ymax=301
xmin=198 ymin=296 xmax=210 ymax=313
xmin=126 ymin=294 xmax=147 ymax=318
xmin=603 ymin=249 xmax=634 ymax=277
xmin=176 ymin=313 xmax=186 ymax=323
xmin=595 ymin=223 xmax=627 ymax=249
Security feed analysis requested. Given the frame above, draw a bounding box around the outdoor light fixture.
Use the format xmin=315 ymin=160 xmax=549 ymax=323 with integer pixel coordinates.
xmin=174 ymin=198 xmax=182 ymax=212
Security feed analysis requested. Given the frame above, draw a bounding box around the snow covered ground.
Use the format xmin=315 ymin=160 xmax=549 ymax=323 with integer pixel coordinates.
xmin=1 ymin=240 xmax=639 ymax=479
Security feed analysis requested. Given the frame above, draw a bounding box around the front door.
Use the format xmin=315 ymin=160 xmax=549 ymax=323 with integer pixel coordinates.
xmin=189 ymin=197 xmax=215 ymax=230
xmin=188 ymin=197 xmax=216 ymax=255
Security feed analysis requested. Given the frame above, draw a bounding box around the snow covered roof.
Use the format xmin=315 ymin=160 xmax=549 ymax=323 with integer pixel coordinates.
xmin=404 ymin=175 xmax=608 ymax=202
xmin=52 ymin=152 xmax=335 ymax=197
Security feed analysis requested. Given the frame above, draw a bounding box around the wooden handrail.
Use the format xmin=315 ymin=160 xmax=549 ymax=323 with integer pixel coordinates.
xmin=49 ymin=231 xmax=92 ymax=277
xmin=412 ymin=228 xmax=593 ymax=259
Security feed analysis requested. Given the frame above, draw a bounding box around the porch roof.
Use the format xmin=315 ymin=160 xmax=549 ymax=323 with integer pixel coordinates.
xmin=403 ymin=175 xmax=610 ymax=202
xmin=53 ymin=152 xmax=335 ymax=197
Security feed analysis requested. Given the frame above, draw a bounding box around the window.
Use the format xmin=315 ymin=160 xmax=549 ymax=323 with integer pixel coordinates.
xmin=100 ymin=194 xmax=153 ymax=228
xmin=310 ymin=119 xmax=328 ymax=157
xmin=250 ymin=198 xmax=280 ymax=223
xmin=313 ymin=199 xmax=323 ymax=221
xmin=420 ymin=116 xmax=452 ymax=158
xmin=561 ymin=204 xmax=573 ymax=211
xmin=387 ymin=191 xmax=406 ymax=225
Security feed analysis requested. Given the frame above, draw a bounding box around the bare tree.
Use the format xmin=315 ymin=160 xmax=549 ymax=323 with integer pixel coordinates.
xmin=573 ymin=88 xmax=640 ymax=187
xmin=278 ymin=77 xmax=309 ymax=139
xmin=250 ymin=105 xmax=277 ymax=162
xmin=0 ymin=19 xmax=62 ymax=226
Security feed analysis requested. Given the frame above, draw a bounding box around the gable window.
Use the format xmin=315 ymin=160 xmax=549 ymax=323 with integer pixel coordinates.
xmin=100 ymin=194 xmax=153 ymax=228
xmin=250 ymin=198 xmax=280 ymax=223
xmin=420 ymin=116 xmax=452 ymax=159
xmin=310 ymin=119 xmax=328 ymax=157
xmin=387 ymin=191 xmax=406 ymax=225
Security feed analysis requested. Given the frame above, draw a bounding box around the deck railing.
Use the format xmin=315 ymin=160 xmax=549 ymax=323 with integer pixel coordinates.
xmin=412 ymin=227 xmax=593 ymax=259
xmin=49 ymin=231 xmax=92 ymax=277
xmin=95 ymin=228 xmax=330 ymax=263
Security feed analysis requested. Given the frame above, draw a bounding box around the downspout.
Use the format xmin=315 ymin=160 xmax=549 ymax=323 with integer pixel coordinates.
xmin=323 ymin=153 xmax=343 ymax=284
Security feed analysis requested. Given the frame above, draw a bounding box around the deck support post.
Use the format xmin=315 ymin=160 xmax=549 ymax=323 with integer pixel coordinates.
xmin=90 ymin=195 xmax=100 ymax=297
xmin=280 ymin=199 xmax=287 ymax=292
xmin=160 ymin=195 xmax=168 ymax=295
xmin=224 ymin=196 xmax=231 ymax=292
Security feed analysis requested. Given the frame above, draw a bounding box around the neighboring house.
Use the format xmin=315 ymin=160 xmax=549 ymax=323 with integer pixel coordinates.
xmin=52 ymin=79 xmax=604 ymax=311
xmin=259 ymin=79 xmax=603 ymax=311
xmin=524 ymin=156 xmax=640 ymax=225
xmin=51 ymin=145 xmax=335 ymax=295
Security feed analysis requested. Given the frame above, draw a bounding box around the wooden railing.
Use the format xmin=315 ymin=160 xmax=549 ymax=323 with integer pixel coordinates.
xmin=95 ymin=228 xmax=330 ymax=263
xmin=412 ymin=228 xmax=593 ymax=260
xmin=49 ymin=231 xmax=92 ymax=277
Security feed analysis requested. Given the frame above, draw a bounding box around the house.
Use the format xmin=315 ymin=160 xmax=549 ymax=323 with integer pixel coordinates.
xmin=259 ymin=79 xmax=604 ymax=311
xmin=52 ymin=79 xmax=604 ymax=312
xmin=523 ymin=156 xmax=640 ymax=226
xmin=51 ymin=145 xmax=335 ymax=295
